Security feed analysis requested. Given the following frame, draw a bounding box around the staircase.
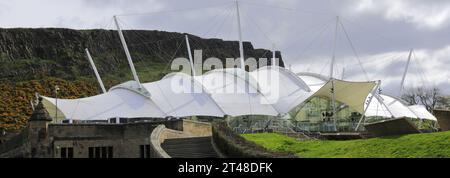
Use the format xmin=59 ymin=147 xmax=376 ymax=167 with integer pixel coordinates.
xmin=161 ymin=137 xmax=219 ymax=158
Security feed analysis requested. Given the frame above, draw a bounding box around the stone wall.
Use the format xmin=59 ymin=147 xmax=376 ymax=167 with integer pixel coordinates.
xmin=1 ymin=118 xmax=184 ymax=158
xmin=149 ymin=125 xmax=170 ymax=158
xmin=434 ymin=109 xmax=450 ymax=131
xmin=149 ymin=119 xmax=214 ymax=158
xmin=49 ymin=120 xmax=183 ymax=158
xmin=0 ymin=129 xmax=26 ymax=154
xmin=182 ymin=119 xmax=212 ymax=137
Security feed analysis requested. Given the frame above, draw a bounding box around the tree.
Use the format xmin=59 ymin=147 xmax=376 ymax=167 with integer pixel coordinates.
xmin=401 ymin=87 xmax=448 ymax=113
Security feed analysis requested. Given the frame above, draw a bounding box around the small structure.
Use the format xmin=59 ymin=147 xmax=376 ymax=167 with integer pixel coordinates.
xmin=434 ymin=109 xmax=450 ymax=131
xmin=0 ymin=97 xmax=210 ymax=158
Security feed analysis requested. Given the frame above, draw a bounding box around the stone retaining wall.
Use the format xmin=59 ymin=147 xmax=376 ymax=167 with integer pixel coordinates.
xmin=434 ymin=109 xmax=450 ymax=131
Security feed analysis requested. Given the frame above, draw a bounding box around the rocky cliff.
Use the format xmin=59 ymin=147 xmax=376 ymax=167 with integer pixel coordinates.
xmin=0 ymin=28 xmax=283 ymax=81
xmin=0 ymin=28 xmax=284 ymax=131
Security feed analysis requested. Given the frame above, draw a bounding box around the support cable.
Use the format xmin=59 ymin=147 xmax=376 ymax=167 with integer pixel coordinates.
xmin=339 ymin=20 xmax=369 ymax=80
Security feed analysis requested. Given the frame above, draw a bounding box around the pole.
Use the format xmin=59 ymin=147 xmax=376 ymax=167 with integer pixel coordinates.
xmin=374 ymin=94 xmax=395 ymax=118
xmin=113 ymin=15 xmax=141 ymax=84
xmin=235 ymin=1 xmax=245 ymax=70
xmin=331 ymin=79 xmax=337 ymax=131
xmin=330 ymin=16 xmax=339 ymax=131
xmin=185 ymin=35 xmax=196 ymax=76
xmin=85 ymin=48 xmax=107 ymax=93
xmin=55 ymin=85 xmax=59 ymax=123
xmin=341 ymin=67 xmax=345 ymax=80
xmin=330 ymin=16 xmax=339 ymax=79
xmin=355 ymin=81 xmax=380 ymax=131
xmin=400 ymin=48 xmax=413 ymax=96
xmin=272 ymin=43 xmax=276 ymax=66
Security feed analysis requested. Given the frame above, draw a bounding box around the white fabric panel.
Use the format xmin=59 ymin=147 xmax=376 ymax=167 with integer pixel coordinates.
xmin=408 ymin=105 xmax=437 ymax=121
xmin=296 ymin=73 xmax=327 ymax=92
xmin=143 ymin=73 xmax=225 ymax=117
xmin=42 ymin=66 xmax=431 ymax=122
xmin=365 ymin=94 xmax=417 ymax=118
xmin=42 ymin=88 xmax=166 ymax=120
xmin=364 ymin=93 xmax=393 ymax=118
xmin=198 ymin=68 xmax=279 ymax=116
xmin=251 ymin=66 xmax=313 ymax=113
xmin=312 ymin=80 xmax=376 ymax=113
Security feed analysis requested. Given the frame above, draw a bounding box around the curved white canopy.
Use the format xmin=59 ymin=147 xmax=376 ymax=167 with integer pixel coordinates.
xmin=296 ymin=72 xmax=328 ymax=92
xmin=197 ymin=68 xmax=279 ymax=116
xmin=365 ymin=94 xmax=437 ymax=121
xmin=251 ymin=66 xmax=313 ymax=113
xmin=40 ymin=66 xmax=435 ymax=122
xmin=143 ymin=73 xmax=225 ymax=117
xmin=42 ymin=87 xmax=166 ymax=120
xmin=408 ymin=105 xmax=437 ymax=121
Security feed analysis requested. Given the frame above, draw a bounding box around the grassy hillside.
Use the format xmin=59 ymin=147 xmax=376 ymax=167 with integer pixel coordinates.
xmin=242 ymin=132 xmax=450 ymax=158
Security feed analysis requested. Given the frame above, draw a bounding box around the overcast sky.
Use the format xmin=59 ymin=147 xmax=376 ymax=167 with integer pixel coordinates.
xmin=1 ymin=0 xmax=449 ymax=96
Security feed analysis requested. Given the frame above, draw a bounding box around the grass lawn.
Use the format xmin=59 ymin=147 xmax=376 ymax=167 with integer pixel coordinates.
xmin=241 ymin=131 xmax=450 ymax=158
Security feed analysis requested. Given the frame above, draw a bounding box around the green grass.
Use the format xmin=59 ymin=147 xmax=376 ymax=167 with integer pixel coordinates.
xmin=241 ymin=131 xmax=450 ymax=158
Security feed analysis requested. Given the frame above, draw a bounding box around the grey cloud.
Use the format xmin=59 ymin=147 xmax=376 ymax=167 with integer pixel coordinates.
xmin=0 ymin=0 xmax=449 ymax=95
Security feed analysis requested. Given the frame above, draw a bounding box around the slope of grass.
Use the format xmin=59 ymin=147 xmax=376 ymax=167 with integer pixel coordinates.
xmin=241 ymin=132 xmax=450 ymax=158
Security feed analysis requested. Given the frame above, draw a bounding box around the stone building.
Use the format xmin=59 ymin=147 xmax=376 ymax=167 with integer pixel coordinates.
xmin=0 ymin=97 xmax=209 ymax=158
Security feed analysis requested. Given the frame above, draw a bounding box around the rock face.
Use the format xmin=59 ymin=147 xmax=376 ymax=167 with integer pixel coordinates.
xmin=0 ymin=28 xmax=284 ymax=81
xmin=0 ymin=28 xmax=284 ymax=131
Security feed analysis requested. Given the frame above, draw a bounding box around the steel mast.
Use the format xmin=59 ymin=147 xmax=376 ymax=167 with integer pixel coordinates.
xmin=85 ymin=48 xmax=107 ymax=93
xmin=399 ymin=48 xmax=414 ymax=96
xmin=113 ymin=15 xmax=141 ymax=85
xmin=235 ymin=0 xmax=245 ymax=70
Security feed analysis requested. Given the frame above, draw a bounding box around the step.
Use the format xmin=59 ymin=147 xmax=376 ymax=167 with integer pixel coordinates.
xmin=161 ymin=136 xmax=218 ymax=158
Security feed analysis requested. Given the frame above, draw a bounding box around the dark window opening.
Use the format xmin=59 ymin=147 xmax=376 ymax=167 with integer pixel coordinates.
xmin=88 ymin=147 xmax=94 ymax=158
xmin=60 ymin=147 xmax=73 ymax=158
xmin=61 ymin=148 xmax=66 ymax=158
xmin=108 ymin=147 xmax=113 ymax=158
xmin=89 ymin=146 xmax=113 ymax=158
xmin=140 ymin=144 xmax=151 ymax=158
xmin=140 ymin=145 xmax=144 ymax=158
xmin=95 ymin=147 xmax=100 ymax=158
xmin=101 ymin=147 xmax=107 ymax=158
xmin=67 ymin=148 xmax=73 ymax=158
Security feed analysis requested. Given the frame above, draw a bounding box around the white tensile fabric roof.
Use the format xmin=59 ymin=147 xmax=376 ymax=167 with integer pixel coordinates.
xmin=41 ymin=67 xmax=436 ymax=121
xmin=43 ymin=67 xmax=315 ymax=120
xmin=42 ymin=88 xmax=166 ymax=120
xmin=251 ymin=66 xmax=312 ymax=114
xmin=297 ymin=73 xmax=436 ymax=121
xmin=311 ymin=79 xmax=376 ymax=113
xmin=143 ymin=73 xmax=225 ymax=117
xmin=365 ymin=94 xmax=437 ymax=121
xmin=408 ymin=105 xmax=437 ymax=121
xmin=196 ymin=68 xmax=279 ymax=116
xmin=297 ymin=72 xmax=377 ymax=114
